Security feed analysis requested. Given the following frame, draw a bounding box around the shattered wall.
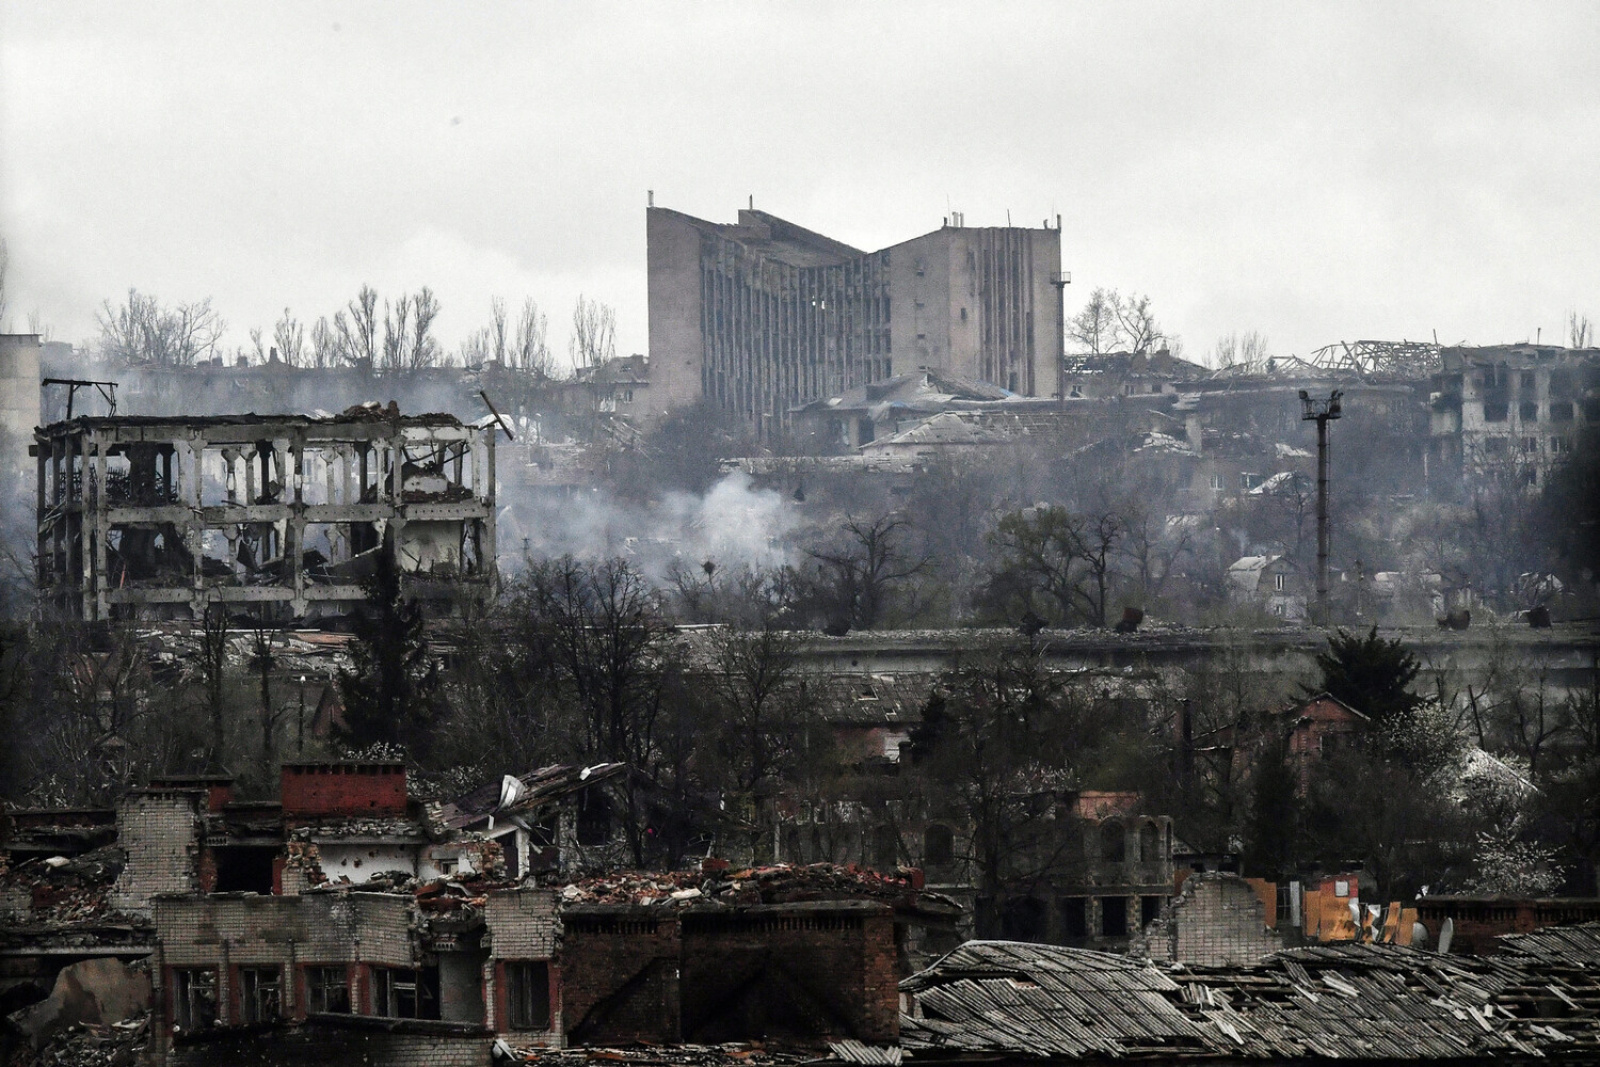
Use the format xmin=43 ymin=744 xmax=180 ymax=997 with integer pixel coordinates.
xmin=485 ymin=888 xmax=561 ymax=1042
xmin=1145 ymin=872 xmax=1280 ymax=966
xmin=153 ymin=891 xmax=416 ymax=1032
xmin=111 ymin=790 xmax=203 ymax=915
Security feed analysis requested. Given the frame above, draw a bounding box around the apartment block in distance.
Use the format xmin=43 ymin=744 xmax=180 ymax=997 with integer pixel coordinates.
xmin=647 ymin=203 xmax=1065 ymax=436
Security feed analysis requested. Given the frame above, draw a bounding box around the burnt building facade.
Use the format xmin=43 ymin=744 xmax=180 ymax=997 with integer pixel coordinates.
xmin=33 ymin=409 xmax=497 ymax=622
xmin=647 ymin=205 xmax=1065 ymax=435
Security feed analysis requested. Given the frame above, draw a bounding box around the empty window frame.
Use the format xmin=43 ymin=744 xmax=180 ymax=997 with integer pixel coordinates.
xmin=1100 ymin=820 xmax=1126 ymax=863
xmin=305 ymin=965 xmax=351 ymax=1014
xmin=1061 ymin=897 xmax=1089 ymax=940
xmin=505 ymin=962 xmax=551 ymax=1031
xmin=372 ymin=967 xmax=436 ymax=1020
xmin=1100 ymin=897 xmax=1129 ymax=937
xmin=238 ymin=966 xmax=281 ymax=1025
xmin=173 ymin=968 xmax=218 ymax=1031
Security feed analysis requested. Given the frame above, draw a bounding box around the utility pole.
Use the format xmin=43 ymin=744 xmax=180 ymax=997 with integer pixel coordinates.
xmin=1299 ymin=390 xmax=1343 ymax=625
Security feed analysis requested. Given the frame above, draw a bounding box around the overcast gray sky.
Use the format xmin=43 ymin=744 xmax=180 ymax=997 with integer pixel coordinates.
xmin=3 ymin=2 xmax=1597 ymax=368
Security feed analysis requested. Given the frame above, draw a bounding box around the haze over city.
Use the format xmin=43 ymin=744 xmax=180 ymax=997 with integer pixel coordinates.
xmin=4 ymin=1 xmax=1599 ymax=364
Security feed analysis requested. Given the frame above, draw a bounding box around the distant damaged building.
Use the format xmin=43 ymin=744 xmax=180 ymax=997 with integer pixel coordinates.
xmin=1429 ymin=344 xmax=1600 ymax=491
xmin=33 ymin=406 xmax=497 ymax=621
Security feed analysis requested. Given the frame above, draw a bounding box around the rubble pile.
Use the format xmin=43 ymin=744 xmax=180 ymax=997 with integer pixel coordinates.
xmin=0 ymin=847 xmax=126 ymax=924
xmin=557 ymin=862 xmax=933 ymax=909
xmin=504 ymin=1042 xmax=811 ymax=1066
xmin=12 ymin=1014 xmax=150 ymax=1067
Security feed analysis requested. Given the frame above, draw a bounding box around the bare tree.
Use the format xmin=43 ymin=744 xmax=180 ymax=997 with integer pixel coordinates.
xmin=1068 ymin=288 xmax=1118 ymax=355
xmin=310 ymin=316 xmax=338 ymax=369
xmin=409 ymin=287 xmax=442 ymax=370
xmin=807 ymin=515 xmax=927 ymax=631
xmin=98 ymin=290 xmax=226 ymax=367
xmin=382 ymin=291 xmax=413 ymax=373
xmin=569 ymin=294 xmax=617 ymax=370
xmin=1239 ymin=330 xmax=1269 ymax=364
xmin=273 ymin=308 xmax=305 ymax=367
xmin=1571 ymin=312 xmax=1593 ymax=349
xmin=1111 ymin=291 xmax=1163 ymax=356
xmin=515 ymin=297 xmax=553 ymax=377
xmin=333 ymin=285 xmax=380 ymax=371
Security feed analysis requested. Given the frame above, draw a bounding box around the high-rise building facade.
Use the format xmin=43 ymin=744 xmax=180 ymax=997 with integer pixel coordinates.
xmin=647 ymin=206 xmax=1064 ymax=435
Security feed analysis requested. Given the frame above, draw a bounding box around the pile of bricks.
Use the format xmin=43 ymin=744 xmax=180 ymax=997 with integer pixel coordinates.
xmin=23 ymin=1013 xmax=149 ymax=1067
xmin=556 ymin=861 xmax=928 ymax=908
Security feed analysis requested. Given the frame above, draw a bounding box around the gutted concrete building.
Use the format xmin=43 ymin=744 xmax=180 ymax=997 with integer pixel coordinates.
xmin=33 ymin=407 xmax=497 ymax=621
xmin=1429 ymin=344 xmax=1600 ymax=491
xmin=647 ymin=204 xmax=1065 ymax=435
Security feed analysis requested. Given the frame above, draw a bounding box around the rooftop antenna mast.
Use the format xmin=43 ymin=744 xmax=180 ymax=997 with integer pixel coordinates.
xmin=1299 ymin=389 xmax=1343 ymax=625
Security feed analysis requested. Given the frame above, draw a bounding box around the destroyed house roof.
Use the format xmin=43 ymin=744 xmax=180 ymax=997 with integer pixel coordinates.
xmin=902 ymin=940 xmax=1600 ymax=1061
xmin=821 ymin=674 xmax=933 ymax=725
xmin=862 ymin=411 xmax=1007 ymax=450
xmin=441 ymin=763 xmax=628 ymax=831
xmin=901 ymin=941 xmax=1216 ymax=1059
xmin=1284 ymin=692 xmax=1371 ymax=723
xmin=796 ymin=371 xmax=1014 ymax=416
xmin=1499 ymin=921 xmax=1600 ymax=965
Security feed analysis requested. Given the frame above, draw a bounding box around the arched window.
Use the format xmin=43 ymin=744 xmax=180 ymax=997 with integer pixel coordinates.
xmin=1139 ymin=821 xmax=1160 ymax=862
xmin=924 ymin=824 xmax=955 ymax=867
xmin=1100 ymin=819 xmax=1126 ymax=863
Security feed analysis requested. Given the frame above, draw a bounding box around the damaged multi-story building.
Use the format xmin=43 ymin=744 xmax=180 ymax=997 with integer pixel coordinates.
xmin=32 ymin=405 xmax=498 ymax=621
xmin=1428 ymin=343 xmax=1600 ymax=491
xmin=647 ymin=202 xmax=1066 ymax=435
xmin=2 ymin=759 xmax=947 ymax=1064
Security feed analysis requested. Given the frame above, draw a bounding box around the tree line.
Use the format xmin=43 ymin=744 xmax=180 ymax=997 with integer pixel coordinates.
xmin=91 ymin=286 xmax=620 ymax=376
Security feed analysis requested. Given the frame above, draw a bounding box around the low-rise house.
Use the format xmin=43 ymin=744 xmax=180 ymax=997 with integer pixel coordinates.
xmin=1226 ymin=554 xmax=1307 ymax=620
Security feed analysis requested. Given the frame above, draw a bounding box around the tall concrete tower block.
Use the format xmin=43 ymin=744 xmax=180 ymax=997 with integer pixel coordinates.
xmin=0 ymin=333 xmax=42 ymax=501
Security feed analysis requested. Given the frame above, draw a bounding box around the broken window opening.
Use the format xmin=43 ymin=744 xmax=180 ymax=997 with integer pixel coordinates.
xmin=1100 ymin=820 xmax=1125 ymax=863
xmin=173 ymin=968 xmax=218 ymax=1031
xmin=238 ymin=966 xmax=281 ymax=1025
xmin=305 ymin=965 xmax=351 ymax=1014
xmin=372 ymin=966 xmax=438 ymax=1020
xmin=1100 ymin=897 xmax=1129 ymax=937
xmin=1061 ymin=897 xmax=1089 ymax=942
xmin=576 ymin=791 xmax=613 ymax=847
xmin=1141 ymin=895 xmax=1164 ymax=928
xmin=505 ymin=961 xmax=551 ymax=1031
xmin=213 ymin=845 xmax=277 ymax=893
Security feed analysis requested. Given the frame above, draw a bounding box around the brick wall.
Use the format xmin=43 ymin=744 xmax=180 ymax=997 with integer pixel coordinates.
xmin=485 ymin=888 xmax=563 ymax=1042
xmin=280 ymin=764 xmax=407 ymax=819
xmin=155 ymin=892 xmax=415 ymax=970
xmin=1165 ymin=872 xmax=1281 ymax=966
xmin=681 ymin=903 xmax=898 ymax=1044
xmin=559 ymin=908 xmax=681 ymax=1045
xmin=486 ymin=888 xmax=560 ymax=959
xmin=112 ymin=791 xmax=203 ymax=915
xmin=556 ymin=902 xmax=899 ymax=1047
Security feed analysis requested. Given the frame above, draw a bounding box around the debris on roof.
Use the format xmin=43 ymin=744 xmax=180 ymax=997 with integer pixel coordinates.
xmin=902 ymin=937 xmax=1600 ymax=1061
xmin=557 ymin=862 xmax=959 ymax=918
